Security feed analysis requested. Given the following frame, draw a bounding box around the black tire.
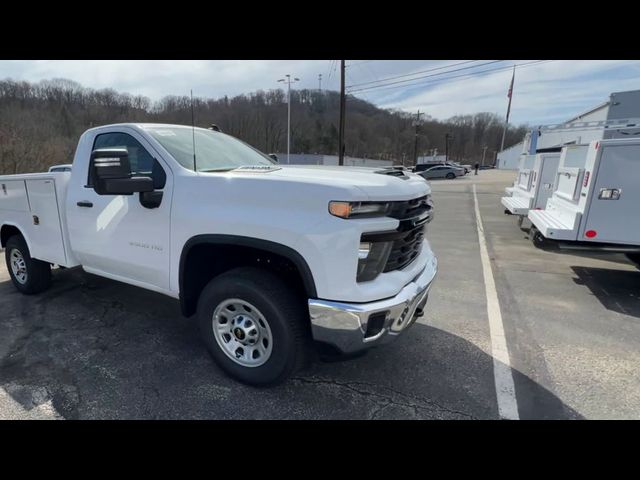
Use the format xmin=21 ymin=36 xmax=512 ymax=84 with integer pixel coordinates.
xmin=5 ymin=235 xmax=52 ymax=294
xmin=196 ymin=266 xmax=309 ymax=386
xmin=445 ymin=172 xmax=455 ymax=179
xmin=626 ymin=253 xmax=640 ymax=269
xmin=529 ymin=226 xmax=548 ymax=249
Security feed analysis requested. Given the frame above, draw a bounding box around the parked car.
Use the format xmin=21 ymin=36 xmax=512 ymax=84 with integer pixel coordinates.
xmin=415 ymin=162 xmax=466 ymax=176
xmin=0 ymin=123 xmax=438 ymax=386
xmin=418 ymin=165 xmax=464 ymax=180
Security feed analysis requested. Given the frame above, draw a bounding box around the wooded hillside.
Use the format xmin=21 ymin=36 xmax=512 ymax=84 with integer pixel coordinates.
xmin=0 ymin=78 xmax=528 ymax=174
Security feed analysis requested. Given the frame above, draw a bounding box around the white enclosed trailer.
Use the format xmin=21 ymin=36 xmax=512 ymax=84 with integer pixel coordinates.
xmin=501 ymin=152 xmax=560 ymax=222
xmin=528 ymin=138 xmax=640 ymax=259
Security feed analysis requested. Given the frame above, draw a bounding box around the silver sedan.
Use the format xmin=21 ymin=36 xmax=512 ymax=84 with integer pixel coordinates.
xmin=418 ymin=165 xmax=464 ymax=180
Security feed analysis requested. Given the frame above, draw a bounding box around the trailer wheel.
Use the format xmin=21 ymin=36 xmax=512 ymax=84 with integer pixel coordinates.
xmin=196 ymin=267 xmax=309 ymax=386
xmin=529 ymin=226 xmax=548 ymax=249
xmin=626 ymin=253 xmax=640 ymax=269
xmin=5 ymin=235 xmax=52 ymax=294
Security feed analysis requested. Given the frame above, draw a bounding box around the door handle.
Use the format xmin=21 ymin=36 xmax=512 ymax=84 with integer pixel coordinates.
xmin=77 ymin=201 xmax=93 ymax=208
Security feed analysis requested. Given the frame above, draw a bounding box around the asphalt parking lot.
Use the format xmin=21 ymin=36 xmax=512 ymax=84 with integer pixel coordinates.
xmin=1 ymin=169 xmax=639 ymax=419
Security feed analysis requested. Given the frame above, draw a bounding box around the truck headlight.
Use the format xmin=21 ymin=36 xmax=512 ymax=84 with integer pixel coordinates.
xmin=357 ymin=241 xmax=393 ymax=282
xmin=329 ymin=201 xmax=391 ymax=219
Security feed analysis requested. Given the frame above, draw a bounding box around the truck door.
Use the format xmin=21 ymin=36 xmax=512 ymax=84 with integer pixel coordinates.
xmin=582 ymin=144 xmax=640 ymax=244
xmin=66 ymin=130 xmax=173 ymax=291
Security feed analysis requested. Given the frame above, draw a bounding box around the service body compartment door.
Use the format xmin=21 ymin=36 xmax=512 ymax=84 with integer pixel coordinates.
xmin=554 ymin=167 xmax=584 ymax=203
xmin=25 ymin=179 xmax=67 ymax=265
xmin=533 ymin=155 xmax=560 ymax=209
xmin=517 ymin=169 xmax=533 ymax=190
xmin=582 ymin=144 xmax=640 ymax=244
xmin=0 ymin=180 xmax=30 ymax=212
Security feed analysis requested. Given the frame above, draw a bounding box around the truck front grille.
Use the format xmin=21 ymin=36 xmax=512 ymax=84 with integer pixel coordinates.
xmin=388 ymin=195 xmax=431 ymax=221
xmin=361 ymin=195 xmax=432 ymax=275
xmin=383 ymin=222 xmax=427 ymax=272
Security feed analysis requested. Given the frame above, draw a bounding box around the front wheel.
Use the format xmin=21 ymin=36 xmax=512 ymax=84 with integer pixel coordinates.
xmin=197 ymin=267 xmax=309 ymax=386
xmin=5 ymin=235 xmax=51 ymax=294
xmin=445 ymin=172 xmax=455 ymax=179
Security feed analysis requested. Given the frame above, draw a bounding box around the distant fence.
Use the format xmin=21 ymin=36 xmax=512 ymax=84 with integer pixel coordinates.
xmin=273 ymin=154 xmax=393 ymax=168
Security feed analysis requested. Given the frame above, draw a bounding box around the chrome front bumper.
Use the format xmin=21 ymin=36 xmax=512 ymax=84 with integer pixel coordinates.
xmin=308 ymin=259 xmax=437 ymax=353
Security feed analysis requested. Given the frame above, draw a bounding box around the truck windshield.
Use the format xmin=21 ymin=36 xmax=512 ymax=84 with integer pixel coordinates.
xmin=146 ymin=126 xmax=276 ymax=172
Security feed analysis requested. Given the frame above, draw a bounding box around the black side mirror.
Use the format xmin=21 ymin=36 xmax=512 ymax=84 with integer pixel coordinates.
xmin=268 ymin=153 xmax=279 ymax=163
xmin=90 ymin=148 xmax=153 ymax=195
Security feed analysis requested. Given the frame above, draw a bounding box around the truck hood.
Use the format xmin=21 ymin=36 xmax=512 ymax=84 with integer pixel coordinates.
xmin=226 ymin=165 xmax=431 ymax=201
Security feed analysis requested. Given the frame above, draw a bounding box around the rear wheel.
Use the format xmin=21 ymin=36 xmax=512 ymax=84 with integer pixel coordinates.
xmin=445 ymin=172 xmax=455 ymax=179
xmin=529 ymin=226 xmax=549 ymax=249
xmin=5 ymin=235 xmax=51 ymax=294
xmin=197 ymin=267 xmax=309 ymax=386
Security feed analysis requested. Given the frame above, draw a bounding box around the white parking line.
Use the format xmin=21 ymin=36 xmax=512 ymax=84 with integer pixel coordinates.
xmin=472 ymin=184 xmax=519 ymax=420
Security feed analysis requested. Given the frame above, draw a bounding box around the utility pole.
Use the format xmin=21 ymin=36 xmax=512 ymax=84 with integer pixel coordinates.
xmin=445 ymin=133 xmax=452 ymax=163
xmin=413 ymin=110 xmax=423 ymax=167
xmin=277 ymin=74 xmax=300 ymax=164
xmin=481 ymin=145 xmax=488 ymax=166
xmin=318 ymin=73 xmax=322 ymax=91
xmin=338 ymin=60 xmax=346 ymax=165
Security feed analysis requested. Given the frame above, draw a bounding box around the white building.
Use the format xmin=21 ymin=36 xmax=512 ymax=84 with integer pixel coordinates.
xmin=417 ymin=154 xmax=447 ymax=164
xmin=496 ymin=89 xmax=640 ymax=169
xmin=496 ymin=142 xmax=523 ymax=170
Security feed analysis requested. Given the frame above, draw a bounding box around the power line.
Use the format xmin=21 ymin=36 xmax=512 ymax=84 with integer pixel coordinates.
xmin=350 ymin=60 xmax=551 ymax=94
xmin=349 ymin=60 xmax=480 ymax=88
xmin=347 ymin=60 xmax=374 ymax=68
xmin=327 ymin=60 xmax=336 ymax=82
xmin=347 ymin=60 xmax=506 ymax=92
xmin=348 ymin=60 xmax=553 ymax=94
xmin=347 ymin=59 xmax=484 ymax=89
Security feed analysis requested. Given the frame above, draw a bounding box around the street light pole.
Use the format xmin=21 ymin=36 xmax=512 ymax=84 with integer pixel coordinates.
xmin=481 ymin=145 xmax=488 ymax=166
xmin=278 ymin=74 xmax=300 ymax=164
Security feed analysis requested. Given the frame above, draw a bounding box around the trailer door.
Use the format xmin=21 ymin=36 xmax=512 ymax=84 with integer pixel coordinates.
xmin=582 ymin=144 xmax=640 ymax=244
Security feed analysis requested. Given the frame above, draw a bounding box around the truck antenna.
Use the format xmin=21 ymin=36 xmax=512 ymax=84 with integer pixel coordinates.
xmin=191 ymin=89 xmax=197 ymax=172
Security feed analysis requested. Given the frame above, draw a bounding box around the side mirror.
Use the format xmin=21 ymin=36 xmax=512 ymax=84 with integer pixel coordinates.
xmin=90 ymin=148 xmax=153 ymax=195
xmin=268 ymin=153 xmax=279 ymax=163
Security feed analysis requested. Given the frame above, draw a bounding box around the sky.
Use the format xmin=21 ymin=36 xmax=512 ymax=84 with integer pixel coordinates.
xmin=1 ymin=60 xmax=639 ymax=125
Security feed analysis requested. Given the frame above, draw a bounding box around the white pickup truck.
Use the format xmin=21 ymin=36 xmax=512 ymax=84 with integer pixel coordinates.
xmin=0 ymin=123 xmax=438 ymax=385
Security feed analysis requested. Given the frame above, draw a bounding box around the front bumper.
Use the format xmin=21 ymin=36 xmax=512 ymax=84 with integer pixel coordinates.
xmin=308 ymin=257 xmax=437 ymax=353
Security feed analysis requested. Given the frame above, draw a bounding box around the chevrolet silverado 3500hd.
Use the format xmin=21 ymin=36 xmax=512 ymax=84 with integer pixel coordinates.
xmin=0 ymin=124 xmax=437 ymax=385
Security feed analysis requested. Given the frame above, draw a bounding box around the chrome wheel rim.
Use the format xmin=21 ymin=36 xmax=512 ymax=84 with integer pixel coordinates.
xmin=9 ymin=248 xmax=27 ymax=285
xmin=212 ymin=298 xmax=273 ymax=368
